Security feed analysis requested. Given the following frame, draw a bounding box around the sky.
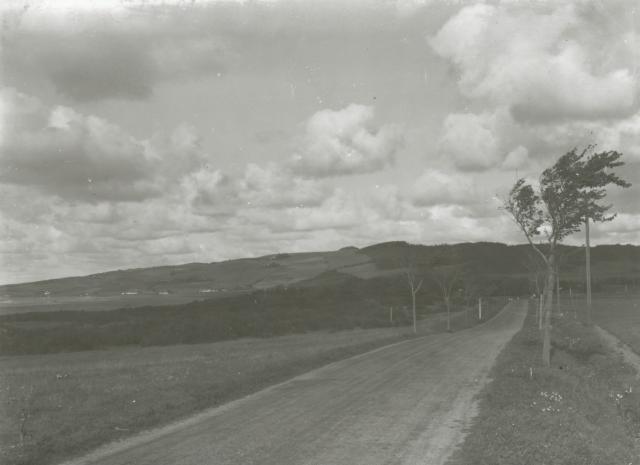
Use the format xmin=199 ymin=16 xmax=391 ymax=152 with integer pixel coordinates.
xmin=1 ymin=0 xmax=639 ymax=284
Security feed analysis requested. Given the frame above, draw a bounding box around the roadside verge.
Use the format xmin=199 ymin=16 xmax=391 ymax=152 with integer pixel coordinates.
xmin=445 ymin=302 xmax=640 ymax=465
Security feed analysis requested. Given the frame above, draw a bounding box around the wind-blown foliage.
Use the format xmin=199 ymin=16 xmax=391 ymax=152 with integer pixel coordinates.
xmin=555 ymin=147 xmax=630 ymax=222
xmin=503 ymin=147 xmax=630 ymax=366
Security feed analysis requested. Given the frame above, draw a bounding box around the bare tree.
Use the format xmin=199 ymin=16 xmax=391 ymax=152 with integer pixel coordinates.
xmin=460 ymin=270 xmax=482 ymax=324
xmin=405 ymin=264 xmax=423 ymax=334
xmin=429 ymin=260 xmax=462 ymax=332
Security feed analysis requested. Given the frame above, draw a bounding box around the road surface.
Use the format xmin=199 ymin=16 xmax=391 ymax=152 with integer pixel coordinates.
xmin=63 ymin=301 xmax=527 ymax=465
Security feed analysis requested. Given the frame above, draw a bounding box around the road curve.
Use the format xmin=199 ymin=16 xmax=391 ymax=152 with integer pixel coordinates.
xmin=63 ymin=301 xmax=527 ymax=465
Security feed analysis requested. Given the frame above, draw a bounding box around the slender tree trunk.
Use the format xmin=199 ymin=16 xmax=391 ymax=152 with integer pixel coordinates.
xmin=556 ymin=266 xmax=560 ymax=309
xmin=445 ymin=296 xmax=451 ymax=332
xmin=535 ymin=277 xmax=543 ymax=329
xmin=585 ymin=217 xmax=592 ymax=324
xmin=411 ymin=292 xmax=417 ymax=334
xmin=538 ymin=293 xmax=544 ymax=330
xmin=542 ymin=259 xmax=555 ymax=367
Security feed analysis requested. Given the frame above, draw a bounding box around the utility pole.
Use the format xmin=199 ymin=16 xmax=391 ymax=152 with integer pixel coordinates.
xmin=389 ymin=306 xmax=393 ymax=325
xmin=478 ymin=297 xmax=482 ymax=320
xmin=585 ymin=217 xmax=592 ymax=324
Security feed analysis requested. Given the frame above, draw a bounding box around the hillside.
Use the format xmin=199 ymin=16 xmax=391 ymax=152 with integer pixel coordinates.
xmin=1 ymin=241 xmax=638 ymax=354
xmin=1 ymin=242 xmax=638 ymax=316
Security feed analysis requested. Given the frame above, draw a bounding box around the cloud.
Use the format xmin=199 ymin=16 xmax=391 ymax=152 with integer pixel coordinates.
xmin=180 ymin=166 xmax=238 ymax=216
xmin=290 ymin=104 xmax=404 ymax=177
xmin=411 ymin=169 xmax=477 ymax=206
xmin=395 ymin=0 xmax=434 ymax=18
xmin=438 ymin=111 xmax=501 ymax=171
xmin=430 ymin=2 xmax=640 ymax=174
xmin=594 ymin=213 xmax=640 ymax=244
xmin=502 ymin=145 xmax=530 ymax=170
xmin=180 ymin=161 xmax=332 ymax=214
xmin=437 ymin=109 xmax=531 ymax=171
xmin=430 ymin=3 xmax=639 ymax=123
xmin=0 ymin=88 xmax=211 ymax=202
xmin=239 ymin=163 xmax=329 ymax=208
xmin=2 ymin=11 xmax=227 ymax=101
xmin=286 ymin=189 xmax=366 ymax=232
xmin=0 ymin=88 xmax=158 ymax=200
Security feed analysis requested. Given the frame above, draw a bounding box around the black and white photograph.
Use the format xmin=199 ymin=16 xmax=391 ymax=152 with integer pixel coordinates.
xmin=1 ymin=0 xmax=639 ymax=463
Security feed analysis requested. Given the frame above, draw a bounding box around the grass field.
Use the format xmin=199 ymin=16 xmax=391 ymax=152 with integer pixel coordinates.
xmin=0 ymin=297 xmax=508 ymax=465
xmin=447 ymin=296 xmax=640 ymax=465
xmin=0 ymin=292 xmax=243 ymax=316
xmin=591 ymin=293 xmax=640 ymax=354
xmin=0 ymin=326 xmax=414 ymax=465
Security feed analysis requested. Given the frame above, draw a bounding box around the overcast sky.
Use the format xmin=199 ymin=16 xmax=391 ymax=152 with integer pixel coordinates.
xmin=1 ymin=0 xmax=639 ymax=284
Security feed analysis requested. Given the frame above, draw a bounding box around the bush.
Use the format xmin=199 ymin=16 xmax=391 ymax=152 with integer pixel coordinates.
xmin=551 ymin=315 xmax=607 ymax=361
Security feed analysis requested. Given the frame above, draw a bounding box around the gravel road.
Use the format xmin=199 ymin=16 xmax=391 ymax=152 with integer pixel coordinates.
xmin=63 ymin=300 xmax=527 ymax=465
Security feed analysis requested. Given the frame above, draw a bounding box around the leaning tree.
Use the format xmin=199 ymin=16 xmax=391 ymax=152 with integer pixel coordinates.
xmin=565 ymin=148 xmax=631 ymax=322
xmin=504 ymin=147 xmax=629 ymax=366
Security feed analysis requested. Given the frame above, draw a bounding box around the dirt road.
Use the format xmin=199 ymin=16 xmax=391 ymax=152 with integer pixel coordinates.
xmin=63 ymin=301 xmax=527 ymax=465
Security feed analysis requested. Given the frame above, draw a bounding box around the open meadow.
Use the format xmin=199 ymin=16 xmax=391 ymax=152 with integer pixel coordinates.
xmin=0 ymin=326 xmax=412 ymax=465
xmin=591 ymin=293 xmax=640 ymax=354
xmin=0 ymin=296 xmax=507 ymax=465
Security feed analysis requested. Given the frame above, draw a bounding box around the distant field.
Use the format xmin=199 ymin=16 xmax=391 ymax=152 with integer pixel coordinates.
xmin=0 ymin=326 xmax=411 ymax=465
xmin=0 ymin=290 xmax=247 ymax=316
xmin=591 ymin=293 xmax=640 ymax=354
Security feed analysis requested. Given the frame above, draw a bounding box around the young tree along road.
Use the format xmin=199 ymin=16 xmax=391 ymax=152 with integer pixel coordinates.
xmin=405 ymin=265 xmax=423 ymax=334
xmin=570 ymin=148 xmax=631 ymax=323
xmin=504 ymin=147 xmax=630 ymax=366
xmin=430 ymin=263 xmax=462 ymax=332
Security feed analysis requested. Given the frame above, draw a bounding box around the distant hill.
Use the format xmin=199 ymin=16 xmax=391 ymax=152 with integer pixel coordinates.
xmin=1 ymin=241 xmax=638 ymax=354
xmin=1 ymin=241 xmax=638 ymax=315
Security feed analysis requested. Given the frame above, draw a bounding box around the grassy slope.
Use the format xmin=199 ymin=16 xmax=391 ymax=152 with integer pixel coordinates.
xmin=447 ymin=299 xmax=640 ymax=465
xmin=3 ymin=242 xmax=638 ymax=308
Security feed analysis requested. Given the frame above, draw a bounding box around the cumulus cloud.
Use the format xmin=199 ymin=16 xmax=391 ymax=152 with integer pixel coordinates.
xmin=239 ymin=163 xmax=329 ymax=208
xmin=430 ymin=3 xmax=639 ymax=123
xmin=179 ymin=166 xmax=238 ymax=216
xmin=411 ymin=169 xmax=476 ymax=206
xmin=502 ymin=146 xmax=530 ymax=170
xmin=180 ymin=162 xmax=332 ymax=214
xmin=290 ymin=104 xmax=404 ymax=177
xmin=286 ymin=189 xmax=366 ymax=232
xmin=0 ymin=88 xmax=212 ymax=202
xmin=0 ymin=88 xmax=159 ymax=200
xmin=439 ymin=111 xmax=502 ymax=171
xmin=430 ymin=1 xmax=640 ymax=173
